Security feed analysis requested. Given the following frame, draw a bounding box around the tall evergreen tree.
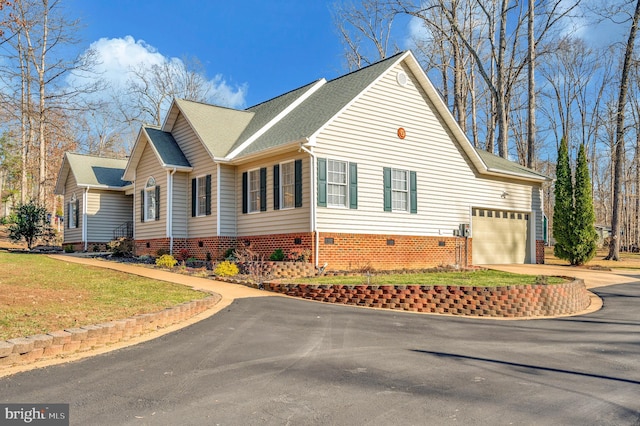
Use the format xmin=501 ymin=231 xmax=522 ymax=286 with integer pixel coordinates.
xmin=553 ymin=138 xmax=573 ymax=261
xmin=571 ymin=143 xmax=598 ymax=265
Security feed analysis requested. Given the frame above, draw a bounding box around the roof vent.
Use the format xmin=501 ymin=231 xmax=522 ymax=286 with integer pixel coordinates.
xmin=396 ymin=71 xmax=408 ymax=87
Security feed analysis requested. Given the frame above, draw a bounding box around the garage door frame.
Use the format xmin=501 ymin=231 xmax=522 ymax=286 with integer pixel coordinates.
xmin=470 ymin=207 xmax=535 ymax=264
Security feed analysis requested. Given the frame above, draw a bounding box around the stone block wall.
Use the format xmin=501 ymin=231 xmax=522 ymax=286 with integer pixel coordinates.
xmin=265 ymin=280 xmax=590 ymax=318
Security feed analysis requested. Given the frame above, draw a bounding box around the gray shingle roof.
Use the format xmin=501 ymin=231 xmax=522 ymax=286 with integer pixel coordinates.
xmin=65 ymin=153 xmax=130 ymax=187
xmin=475 ymin=149 xmax=550 ymax=180
xmin=144 ymin=127 xmax=191 ymax=167
xmin=230 ymin=52 xmax=406 ymax=157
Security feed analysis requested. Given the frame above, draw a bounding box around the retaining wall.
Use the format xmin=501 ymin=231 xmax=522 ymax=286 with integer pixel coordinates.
xmin=265 ymin=279 xmax=590 ymax=318
xmin=0 ymin=295 xmax=220 ymax=371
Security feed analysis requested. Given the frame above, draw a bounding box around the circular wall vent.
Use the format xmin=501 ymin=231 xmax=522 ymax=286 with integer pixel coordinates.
xmin=396 ymin=71 xmax=408 ymax=87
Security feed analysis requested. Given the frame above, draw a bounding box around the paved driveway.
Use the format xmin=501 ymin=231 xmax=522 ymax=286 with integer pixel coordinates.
xmin=1 ymin=283 xmax=639 ymax=425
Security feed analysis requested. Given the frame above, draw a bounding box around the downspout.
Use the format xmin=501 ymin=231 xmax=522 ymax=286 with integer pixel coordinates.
xmin=83 ymin=187 xmax=89 ymax=251
xmin=299 ymin=142 xmax=318 ymax=268
xmin=216 ymin=163 xmax=221 ymax=236
xmin=167 ymin=168 xmax=177 ymax=255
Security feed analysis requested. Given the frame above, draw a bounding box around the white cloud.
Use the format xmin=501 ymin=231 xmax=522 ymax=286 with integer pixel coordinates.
xmin=71 ymin=36 xmax=247 ymax=109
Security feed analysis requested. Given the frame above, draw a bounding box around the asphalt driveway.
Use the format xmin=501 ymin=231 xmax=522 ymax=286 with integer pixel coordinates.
xmin=1 ymin=283 xmax=639 ymax=425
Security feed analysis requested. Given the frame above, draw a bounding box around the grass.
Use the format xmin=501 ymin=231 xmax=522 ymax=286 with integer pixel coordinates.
xmin=0 ymin=252 xmax=208 ymax=340
xmin=281 ymin=269 xmax=566 ymax=287
xmin=544 ymin=247 xmax=640 ymax=269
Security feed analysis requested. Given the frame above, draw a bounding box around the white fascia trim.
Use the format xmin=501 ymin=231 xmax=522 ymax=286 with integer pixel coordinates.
xmin=223 ymin=139 xmax=307 ymax=165
xmin=216 ymin=164 xmax=221 ymax=237
xmin=226 ymin=79 xmax=327 ymax=160
xmin=123 ymin=126 xmax=147 ymax=181
xmin=483 ymin=168 xmax=549 ymax=183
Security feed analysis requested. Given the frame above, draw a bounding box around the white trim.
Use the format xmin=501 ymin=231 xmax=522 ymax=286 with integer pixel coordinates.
xmin=279 ymin=160 xmax=296 ymax=210
xmin=326 ymin=158 xmax=349 ymax=208
xmin=226 ymin=79 xmax=327 ymax=160
xmin=247 ymin=168 xmax=262 ymax=214
xmin=299 ymin=141 xmax=318 ymax=267
xmin=194 ymin=174 xmax=208 ymax=217
xmin=82 ymin=188 xmax=89 ymax=251
xmin=216 ymin=165 xmax=221 ymax=237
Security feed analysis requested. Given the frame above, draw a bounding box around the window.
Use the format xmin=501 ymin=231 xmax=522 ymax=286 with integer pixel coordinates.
xmin=391 ymin=169 xmax=408 ymax=211
xmin=327 ymin=160 xmax=347 ymax=207
xmin=384 ymin=167 xmax=417 ymax=214
xmin=68 ymin=193 xmax=78 ymax=228
xmin=191 ymin=175 xmax=211 ymax=217
xmin=281 ymin=161 xmax=295 ymax=209
xmin=143 ymin=177 xmax=159 ymax=221
xmin=249 ymin=169 xmax=260 ymax=212
xmin=317 ymin=158 xmax=357 ymax=209
xmin=242 ymin=168 xmax=266 ymax=214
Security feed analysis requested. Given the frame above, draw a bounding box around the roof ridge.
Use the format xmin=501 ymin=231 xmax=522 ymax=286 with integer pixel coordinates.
xmin=176 ymin=97 xmax=244 ymax=113
xmin=246 ymin=79 xmax=324 ymax=110
xmin=325 ymin=51 xmax=406 ymax=85
xmin=67 ymin=152 xmax=128 ymax=161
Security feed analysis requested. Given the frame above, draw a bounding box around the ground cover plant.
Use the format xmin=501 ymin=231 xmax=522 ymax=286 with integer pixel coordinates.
xmin=281 ymin=269 xmax=566 ymax=286
xmin=0 ymin=252 xmax=208 ymax=340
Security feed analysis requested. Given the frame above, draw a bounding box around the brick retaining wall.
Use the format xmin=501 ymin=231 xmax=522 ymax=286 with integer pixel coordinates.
xmin=265 ymin=279 xmax=590 ymax=318
xmin=0 ymin=295 xmax=220 ymax=371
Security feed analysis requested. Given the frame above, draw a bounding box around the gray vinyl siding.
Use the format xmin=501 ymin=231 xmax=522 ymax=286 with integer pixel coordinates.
xmin=172 ymin=113 xmax=217 ymax=238
xmin=172 ymin=172 xmax=188 ymax=238
xmin=219 ymin=164 xmax=236 ymax=236
xmin=236 ymin=153 xmax=310 ymax=236
xmin=63 ymin=174 xmax=82 ymax=243
xmin=315 ymin=62 xmax=544 ymax=240
xmin=86 ymin=190 xmax=133 ymax=242
xmin=135 ymin=143 xmax=166 ymax=240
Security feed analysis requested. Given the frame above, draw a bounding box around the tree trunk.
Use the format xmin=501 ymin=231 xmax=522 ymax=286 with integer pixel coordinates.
xmin=606 ymin=0 xmax=640 ymax=260
xmin=527 ymin=0 xmax=536 ymax=169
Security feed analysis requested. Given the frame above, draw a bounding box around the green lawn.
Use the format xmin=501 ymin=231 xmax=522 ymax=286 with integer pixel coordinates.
xmin=0 ymin=252 xmax=208 ymax=340
xmin=281 ymin=269 xmax=566 ymax=287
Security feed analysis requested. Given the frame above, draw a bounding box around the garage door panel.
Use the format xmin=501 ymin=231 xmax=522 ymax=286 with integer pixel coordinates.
xmin=472 ymin=209 xmax=531 ymax=264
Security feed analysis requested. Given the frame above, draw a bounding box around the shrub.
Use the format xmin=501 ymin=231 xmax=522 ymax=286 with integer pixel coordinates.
xmin=156 ymin=248 xmax=170 ymax=257
xmin=176 ymin=248 xmax=190 ymax=262
xmin=8 ymin=201 xmax=54 ymax=250
xmin=156 ymin=254 xmax=178 ymax=269
xmin=63 ymin=244 xmax=74 ymax=253
xmin=286 ymin=248 xmax=311 ymax=262
xmin=214 ymin=260 xmax=239 ymax=277
xmin=206 ymin=251 xmax=213 ymax=262
xmin=223 ymin=248 xmax=235 ymax=260
xmin=107 ymin=237 xmax=134 ymax=257
xmin=137 ymin=254 xmax=155 ymax=264
xmin=269 ymin=248 xmax=285 ymax=261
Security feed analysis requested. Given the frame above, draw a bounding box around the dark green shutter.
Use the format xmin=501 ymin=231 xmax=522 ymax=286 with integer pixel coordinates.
xmin=295 ymin=159 xmax=303 ymax=208
xmin=140 ymin=190 xmax=145 ymax=221
xmin=155 ymin=185 xmax=160 ymax=220
xmin=242 ymin=172 xmax=248 ymax=214
xmin=410 ymin=171 xmax=417 ymax=214
xmin=75 ymin=198 xmax=79 ymax=227
xmin=205 ymin=174 xmax=212 ymax=215
xmin=273 ymin=164 xmax=280 ymax=210
xmin=260 ymin=167 xmax=267 ymax=212
xmin=383 ymin=167 xmax=392 ymax=212
xmin=317 ymin=158 xmax=327 ymax=207
xmin=349 ymin=162 xmax=357 ymax=209
xmin=191 ymin=178 xmax=197 ymax=217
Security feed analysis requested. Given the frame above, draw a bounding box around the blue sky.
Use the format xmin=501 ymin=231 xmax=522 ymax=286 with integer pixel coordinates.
xmin=66 ymin=0 xmax=360 ymax=108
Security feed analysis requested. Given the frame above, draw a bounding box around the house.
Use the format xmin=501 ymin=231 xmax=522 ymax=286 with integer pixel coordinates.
xmin=59 ymin=50 xmax=550 ymax=269
xmin=54 ymin=153 xmax=133 ymax=252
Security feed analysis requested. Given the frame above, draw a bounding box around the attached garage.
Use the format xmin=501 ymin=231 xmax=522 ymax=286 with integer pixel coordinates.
xmin=471 ymin=208 xmax=532 ymax=264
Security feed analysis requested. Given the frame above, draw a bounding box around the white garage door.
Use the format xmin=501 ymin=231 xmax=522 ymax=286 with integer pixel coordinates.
xmin=472 ymin=208 xmax=531 ymax=264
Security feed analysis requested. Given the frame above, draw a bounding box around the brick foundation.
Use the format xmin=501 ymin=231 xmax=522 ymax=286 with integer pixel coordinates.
xmin=319 ymin=233 xmax=472 ymax=271
xmin=0 ymin=295 xmax=220 ymax=371
xmin=536 ymin=240 xmax=545 ymax=264
xmin=266 ymin=279 xmax=591 ymax=318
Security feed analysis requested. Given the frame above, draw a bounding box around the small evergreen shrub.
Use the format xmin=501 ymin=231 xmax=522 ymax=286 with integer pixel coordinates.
xmin=107 ymin=237 xmax=134 ymax=257
xmin=156 ymin=248 xmax=170 ymax=257
xmin=269 ymin=248 xmax=285 ymax=261
xmin=214 ymin=260 xmax=239 ymax=277
xmin=156 ymin=254 xmax=178 ymax=269
xmin=63 ymin=244 xmax=74 ymax=253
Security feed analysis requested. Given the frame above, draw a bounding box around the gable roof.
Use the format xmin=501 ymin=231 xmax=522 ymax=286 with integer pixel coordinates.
xmin=122 ymin=50 xmax=547 ymax=183
xmin=123 ymin=126 xmax=192 ymax=181
xmin=54 ymin=152 xmax=130 ymax=194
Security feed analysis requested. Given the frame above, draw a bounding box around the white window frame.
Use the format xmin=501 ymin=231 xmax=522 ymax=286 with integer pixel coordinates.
xmin=280 ymin=161 xmax=295 ymax=210
xmin=196 ymin=175 xmax=207 ymax=217
xmin=248 ymin=168 xmax=261 ymax=213
xmin=392 ymin=168 xmax=409 ymax=212
xmin=69 ymin=193 xmax=77 ymax=228
xmin=327 ymin=159 xmax=348 ymax=208
xmin=144 ymin=176 xmax=157 ymax=221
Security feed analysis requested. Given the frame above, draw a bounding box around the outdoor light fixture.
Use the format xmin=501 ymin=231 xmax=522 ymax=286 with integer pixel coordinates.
xmin=501 ymin=191 xmax=509 ymax=198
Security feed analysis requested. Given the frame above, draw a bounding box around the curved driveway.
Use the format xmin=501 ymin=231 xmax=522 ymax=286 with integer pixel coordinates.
xmin=1 ymin=279 xmax=639 ymax=425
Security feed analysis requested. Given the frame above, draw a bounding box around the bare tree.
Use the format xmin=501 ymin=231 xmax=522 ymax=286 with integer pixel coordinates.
xmin=606 ymin=0 xmax=640 ymax=260
xmin=332 ymin=0 xmax=399 ymax=70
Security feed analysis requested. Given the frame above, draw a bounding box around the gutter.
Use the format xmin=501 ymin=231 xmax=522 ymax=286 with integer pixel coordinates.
xmin=82 ymin=187 xmax=89 ymax=251
xmin=299 ymin=139 xmax=319 ymax=268
xmin=167 ymin=168 xmax=177 ymax=254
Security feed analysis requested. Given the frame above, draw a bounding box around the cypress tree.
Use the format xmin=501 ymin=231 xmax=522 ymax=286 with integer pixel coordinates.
xmin=571 ymin=143 xmax=598 ymax=265
xmin=553 ymin=138 xmax=573 ymax=262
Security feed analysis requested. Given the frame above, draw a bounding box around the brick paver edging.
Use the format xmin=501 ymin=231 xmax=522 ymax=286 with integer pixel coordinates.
xmin=262 ymin=279 xmax=590 ymax=318
xmin=0 ymin=295 xmax=220 ymax=370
